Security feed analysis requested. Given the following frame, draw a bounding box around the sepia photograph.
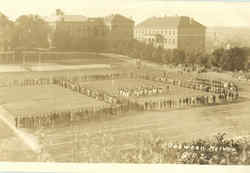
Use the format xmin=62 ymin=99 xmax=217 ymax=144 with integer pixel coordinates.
xmin=0 ymin=0 xmax=250 ymax=171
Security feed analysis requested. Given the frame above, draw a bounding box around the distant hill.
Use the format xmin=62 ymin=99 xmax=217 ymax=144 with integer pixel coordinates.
xmin=206 ymin=26 xmax=250 ymax=51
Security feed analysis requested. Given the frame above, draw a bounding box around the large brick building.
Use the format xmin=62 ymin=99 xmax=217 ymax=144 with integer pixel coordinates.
xmin=47 ymin=13 xmax=134 ymax=51
xmin=134 ymin=16 xmax=206 ymax=51
xmin=104 ymin=14 xmax=134 ymax=42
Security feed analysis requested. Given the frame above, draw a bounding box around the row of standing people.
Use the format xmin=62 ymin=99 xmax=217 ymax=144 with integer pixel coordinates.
xmin=0 ymin=78 xmax=53 ymax=87
xmin=171 ymin=79 xmax=239 ymax=97
xmin=140 ymin=93 xmax=237 ymax=111
xmin=53 ymin=78 xmax=118 ymax=105
xmin=0 ymin=71 xmax=239 ymax=95
xmin=118 ymin=85 xmax=169 ymax=97
xmin=0 ymin=71 xmax=165 ymax=88
xmin=14 ymin=101 xmax=144 ymax=129
xmin=0 ymin=72 xmax=131 ymax=88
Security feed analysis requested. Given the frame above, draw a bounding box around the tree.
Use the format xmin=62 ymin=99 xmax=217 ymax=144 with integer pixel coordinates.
xmin=160 ymin=50 xmax=168 ymax=64
xmin=11 ymin=15 xmax=50 ymax=49
xmin=200 ymin=54 xmax=212 ymax=68
xmin=226 ymin=47 xmax=248 ymax=71
xmin=172 ymin=49 xmax=185 ymax=65
xmin=152 ymin=46 xmax=164 ymax=63
xmin=184 ymin=50 xmax=196 ymax=65
xmin=164 ymin=49 xmax=174 ymax=64
xmin=211 ymin=48 xmax=225 ymax=67
xmin=211 ymin=47 xmax=248 ymax=71
xmin=143 ymin=43 xmax=154 ymax=60
xmin=0 ymin=13 xmax=14 ymax=50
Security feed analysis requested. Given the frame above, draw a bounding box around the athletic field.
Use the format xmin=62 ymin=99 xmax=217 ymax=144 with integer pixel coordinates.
xmin=0 ymin=85 xmax=108 ymax=116
xmin=0 ymin=53 xmax=248 ymax=162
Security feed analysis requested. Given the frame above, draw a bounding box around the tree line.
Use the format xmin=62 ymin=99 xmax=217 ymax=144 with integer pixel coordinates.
xmin=110 ymin=39 xmax=250 ymax=72
xmin=0 ymin=13 xmax=50 ymax=51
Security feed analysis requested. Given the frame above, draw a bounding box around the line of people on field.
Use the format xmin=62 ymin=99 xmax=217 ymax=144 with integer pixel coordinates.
xmin=0 ymin=78 xmax=53 ymax=87
xmin=118 ymin=85 xmax=169 ymax=97
xmin=53 ymin=78 xmax=119 ymax=105
xmin=0 ymin=71 xmax=239 ymax=97
xmin=132 ymin=72 xmax=239 ymax=97
xmin=0 ymin=67 xmax=241 ymax=130
xmin=14 ymin=101 xmax=144 ymax=129
xmin=0 ymin=72 xmax=131 ymax=88
xmin=140 ymin=93 xmax=237 ymax=111
xmin=63 ymin=73 xmax=131 ymax=83
xmin=171 ymin=79 xmax=239 ymax=97
xmin=0 ymin=71 xmax=169 ymax=88
xmin=14 ymin=106 xmax=112 ymax=129
xmin=193 ymin=78 xmax=238 ymax=92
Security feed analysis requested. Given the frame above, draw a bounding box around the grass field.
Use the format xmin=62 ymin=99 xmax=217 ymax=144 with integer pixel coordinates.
xmin=0 ymin=85 xmax=108 ymax=116
xmin=44 ymin=53 xmax=124 ymax=66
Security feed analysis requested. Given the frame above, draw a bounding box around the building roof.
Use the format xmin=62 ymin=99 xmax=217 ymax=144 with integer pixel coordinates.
xmin=60 ymin=15 xmax=87 ymax=22
xmin=46 ymin=15 xmax=88 ymax=22
xmin=104 ymin=14 xmax=134 ymax=24
xmin=45 ymin=13 xmax=134 ymax=24
xmin=136 ymin=16 xmax=205 ymax=29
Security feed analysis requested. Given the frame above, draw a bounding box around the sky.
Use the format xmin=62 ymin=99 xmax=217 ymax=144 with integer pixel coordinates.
xmin=1 ymin=0 xmax=250 ymax=27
